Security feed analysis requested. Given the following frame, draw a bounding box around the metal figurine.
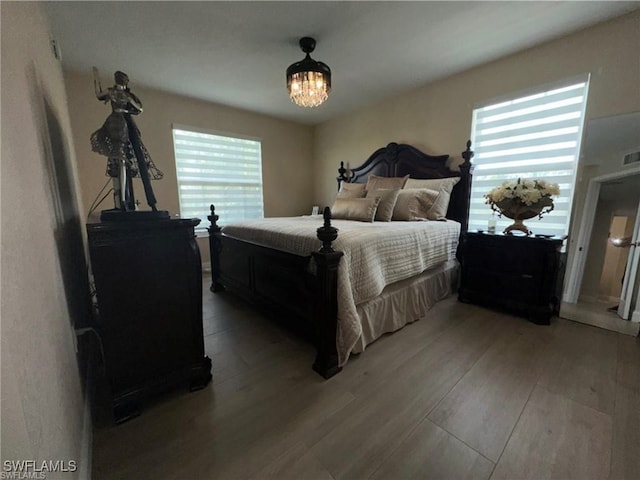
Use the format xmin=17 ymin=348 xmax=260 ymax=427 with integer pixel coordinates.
xmin=90 ymin=68 xmax=163 ymax=213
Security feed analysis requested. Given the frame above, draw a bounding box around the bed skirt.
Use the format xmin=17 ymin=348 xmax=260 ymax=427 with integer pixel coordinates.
xmin=351 ymin=259 xmax=459 ymax=355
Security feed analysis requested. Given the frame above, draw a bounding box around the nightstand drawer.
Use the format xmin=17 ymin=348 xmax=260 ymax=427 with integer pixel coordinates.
xmin=463 ymin=267 xmax=539 ymax=304
xmin=463 ymin=241 xmax=544 ymax=277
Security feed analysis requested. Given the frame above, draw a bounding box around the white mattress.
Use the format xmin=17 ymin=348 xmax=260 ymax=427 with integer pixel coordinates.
xmin=223 ymin=216 xmax=461 ymax=365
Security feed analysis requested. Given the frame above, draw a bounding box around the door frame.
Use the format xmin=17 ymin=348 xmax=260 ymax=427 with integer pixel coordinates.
xmin=618 ymin=206 xmax=640 ymax=319
xmin=563 ymin=166 xmax=640 ymax=322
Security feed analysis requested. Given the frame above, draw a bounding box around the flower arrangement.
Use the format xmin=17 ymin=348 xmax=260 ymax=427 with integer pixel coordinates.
xmin=485 ymin=178 xmax=560 ymax=207
xmin=484 ymin=178 xmax=560 ymax=234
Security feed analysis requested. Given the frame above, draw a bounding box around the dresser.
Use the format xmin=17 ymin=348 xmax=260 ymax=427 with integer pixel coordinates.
xmin=458 ymin=231 xmax=565 ymax=325
xmin=87 ymin=218 xmax=212 ymax=422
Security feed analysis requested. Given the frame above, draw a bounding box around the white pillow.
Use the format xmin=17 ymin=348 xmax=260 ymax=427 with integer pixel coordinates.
xmin=392 ymin=189 xmax=440 ymax=221
xmin=403 ymin=177 xmax=460 ymax=220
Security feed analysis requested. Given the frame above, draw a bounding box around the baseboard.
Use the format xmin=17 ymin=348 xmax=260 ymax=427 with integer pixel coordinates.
xmin=577 ymin=294 xmax=599 ymax=303
xmin=78 ymin=385 xmax=92 ymax=479
xmin=75 ymin=330 xmax=99 ymax=479
xmin=631 ymin=310 xmax=640 ymax=324
xmin=202 ymin=261 xmax=211 ymax=274
xmin=598 ymin=295 xmax=620 ymax=304
xmin=576 ymin=294 xmax=620 ymax=305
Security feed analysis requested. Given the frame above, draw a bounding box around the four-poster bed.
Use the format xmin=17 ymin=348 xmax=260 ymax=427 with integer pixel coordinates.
xmin=208 ymin=141 xmax=473 ymax=378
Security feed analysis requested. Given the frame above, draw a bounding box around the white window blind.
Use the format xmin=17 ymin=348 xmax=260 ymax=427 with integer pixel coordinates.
xmin=469 ymin=76 xmax=590 ymax=236
xmin=172 ymin=127 xmax=263 ymax=233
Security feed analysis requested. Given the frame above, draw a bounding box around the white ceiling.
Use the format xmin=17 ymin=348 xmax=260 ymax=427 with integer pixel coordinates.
xmin=45 ymin=1 xmax=639 ymax=126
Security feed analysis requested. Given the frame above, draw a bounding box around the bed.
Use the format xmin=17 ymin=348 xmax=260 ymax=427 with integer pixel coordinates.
xmin=208 ymin=141 xmax=474 ymax=378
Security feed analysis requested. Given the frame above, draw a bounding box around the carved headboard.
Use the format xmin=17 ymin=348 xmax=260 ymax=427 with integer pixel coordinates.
xmin=337 ymin=141 xmax=473 ymax=231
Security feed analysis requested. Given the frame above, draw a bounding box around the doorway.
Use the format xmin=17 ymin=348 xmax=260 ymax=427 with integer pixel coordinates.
xmin=598 ymin=215 xmax=634 ymax=305
xmin=561 ymin=170 xmax=640 ymax=335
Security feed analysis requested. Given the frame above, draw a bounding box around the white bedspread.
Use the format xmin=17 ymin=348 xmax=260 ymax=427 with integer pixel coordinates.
xmin=223 ymin=216 xmax=460 ymax=365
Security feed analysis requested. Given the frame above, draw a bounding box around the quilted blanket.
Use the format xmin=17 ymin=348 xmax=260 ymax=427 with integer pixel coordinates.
xmin=222 ymin=216 xmax=460 ymax=365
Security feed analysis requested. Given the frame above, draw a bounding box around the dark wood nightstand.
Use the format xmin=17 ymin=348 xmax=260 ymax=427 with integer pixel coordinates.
xmin=458 ymin=231 xmax=565 ymax=325
xmin=87 ymin=218 xmax=212 ymax=422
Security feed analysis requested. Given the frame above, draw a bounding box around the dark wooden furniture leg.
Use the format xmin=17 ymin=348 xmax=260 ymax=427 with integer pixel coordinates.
xmin=311 ymin=207 xmax=344 ymax=378
xmin=208 ymin=204 xmax=225 ymax=293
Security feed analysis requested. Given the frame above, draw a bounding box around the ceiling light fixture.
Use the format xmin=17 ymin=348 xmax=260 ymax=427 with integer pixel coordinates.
xmin=286 ymin=37 xmax=331 ymax=108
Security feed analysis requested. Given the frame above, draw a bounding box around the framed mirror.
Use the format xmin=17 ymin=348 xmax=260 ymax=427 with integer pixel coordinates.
xmin=561 ymin=111 xmax=640 ymax=334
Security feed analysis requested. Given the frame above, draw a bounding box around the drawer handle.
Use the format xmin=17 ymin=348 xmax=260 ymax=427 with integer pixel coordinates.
xmin=521 ymin=274 xmax=534 ymax=279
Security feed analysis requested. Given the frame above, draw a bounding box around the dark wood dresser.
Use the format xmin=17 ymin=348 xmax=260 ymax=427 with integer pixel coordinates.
xmin=458 ymin=231 xmax=565 ymax=325
xmin=87 ymin=218 xmax=212 ymax=422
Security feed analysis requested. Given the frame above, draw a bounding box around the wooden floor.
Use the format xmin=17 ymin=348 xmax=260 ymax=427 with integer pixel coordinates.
xmin=92 ymin=277 xmax=640 ymax=479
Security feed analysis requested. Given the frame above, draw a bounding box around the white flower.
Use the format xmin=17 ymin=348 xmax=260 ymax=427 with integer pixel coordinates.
xmin=484 ymin=177 xmax=560 ymax=206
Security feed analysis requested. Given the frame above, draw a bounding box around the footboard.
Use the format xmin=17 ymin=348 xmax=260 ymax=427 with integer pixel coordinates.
xmin=208 ymin=206 xmax=343 ymax=378
xmin=217 ymin=235 xmax=314 ymax=321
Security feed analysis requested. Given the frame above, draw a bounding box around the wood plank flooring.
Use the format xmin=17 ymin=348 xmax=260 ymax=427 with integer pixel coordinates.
xmin=92 ymin=277 xmax=640 ymax=479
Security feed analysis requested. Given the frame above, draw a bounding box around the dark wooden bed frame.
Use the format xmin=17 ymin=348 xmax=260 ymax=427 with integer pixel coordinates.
xmin=208 ymin=141 xmax=474 ymax=378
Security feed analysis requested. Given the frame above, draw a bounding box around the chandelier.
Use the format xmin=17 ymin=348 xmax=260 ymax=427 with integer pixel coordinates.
xmin=286 ymin=37 xmax=331 ymax=108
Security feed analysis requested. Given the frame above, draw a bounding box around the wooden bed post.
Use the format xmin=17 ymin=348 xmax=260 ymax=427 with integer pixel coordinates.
xmin=208 ymin=204 xmax=225 ymax=292
xmin=459 ymin=140 xmax=474 ymax=233
xmin=336 ymin=161 xmax=348 ymax=191
xmin=311 ymin=207 xmax=344 ymax=378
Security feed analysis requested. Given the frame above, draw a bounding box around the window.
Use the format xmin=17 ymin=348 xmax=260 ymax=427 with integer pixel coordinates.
xmin=469 ymin=76 xmax=590 ymax=236
xmin=172 ymin=127 xmax=263 ymax=234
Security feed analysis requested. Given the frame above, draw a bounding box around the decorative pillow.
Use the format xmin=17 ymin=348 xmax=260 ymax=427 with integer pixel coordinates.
xmin=337 ymin=182 xmax=367 ymax=199
xmin=366 ymin=188 xmax=400 ymax=222
xmin=404 ymin=177 xmax=461 ymax=220
xmin=392 ymin=188 xmax=440 ymax=221
xmin=331 ymin=197 xmax=381 ymax=222
xmin=365 ymin=174 xmax=409 ymax=192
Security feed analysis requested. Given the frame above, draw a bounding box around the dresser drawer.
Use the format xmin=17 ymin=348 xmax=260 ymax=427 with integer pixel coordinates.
xmin=463 ymin=240 xmax=544 ymax=277
xmin=463 ymin=267 xmax=540 ymax=303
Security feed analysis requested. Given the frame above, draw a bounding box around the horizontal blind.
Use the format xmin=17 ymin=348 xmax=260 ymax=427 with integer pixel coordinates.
xmin=469 ymin=78 xmax=589 ymax=236
xmin=173 ymin=128 xmax=263 ymax=233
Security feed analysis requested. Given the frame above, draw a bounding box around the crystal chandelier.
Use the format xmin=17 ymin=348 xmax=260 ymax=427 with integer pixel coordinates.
xmin=286 ymin=37 xmax=331 ymax=108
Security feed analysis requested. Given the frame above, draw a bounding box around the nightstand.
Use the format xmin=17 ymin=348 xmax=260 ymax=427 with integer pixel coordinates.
xmin=87 ymin=218 xmax=212 ymax=422
xmin=458 ymin=231 xmax=565 ymax=325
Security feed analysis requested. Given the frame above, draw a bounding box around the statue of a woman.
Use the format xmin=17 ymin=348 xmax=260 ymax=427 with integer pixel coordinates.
xmin=90 ymin=69 xmax=163 ymax=213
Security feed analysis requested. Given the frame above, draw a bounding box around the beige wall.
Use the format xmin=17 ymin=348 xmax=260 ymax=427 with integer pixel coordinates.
xmin=313 ymin=10 xmax=640 ymax=217
xmin=1 ymin=2 xmax=89 ymax=477
xmin=64 ymin=70 xmax=314 ymax=265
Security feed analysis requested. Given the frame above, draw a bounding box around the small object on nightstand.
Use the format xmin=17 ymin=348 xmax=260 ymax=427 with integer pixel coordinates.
xmin=488 ymin=212 xmax=497 ymax=234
